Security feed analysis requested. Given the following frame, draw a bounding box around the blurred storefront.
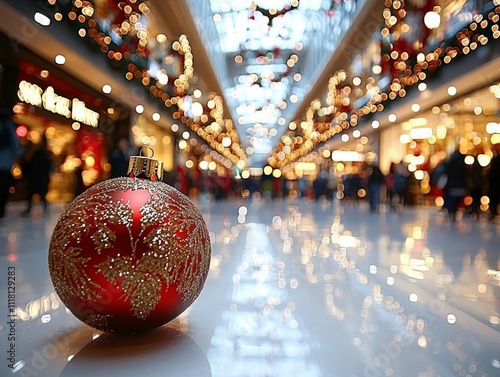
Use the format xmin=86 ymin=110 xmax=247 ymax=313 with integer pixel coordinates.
xmin=3 ymin=39 xmax=131 ymax=202
xmin=381 ymin=82 xmax=500 ymax=205
xmin=301 ymin=0 xmax=500 ymax=207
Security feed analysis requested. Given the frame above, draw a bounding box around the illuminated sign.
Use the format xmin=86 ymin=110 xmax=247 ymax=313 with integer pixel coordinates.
xmin=331 ymin=150 xmax=365 ymax=162
xmin=409 ymin=127 xmax=433 ymax=140
xmin=17 ymin=80 xmax=100 ymax=128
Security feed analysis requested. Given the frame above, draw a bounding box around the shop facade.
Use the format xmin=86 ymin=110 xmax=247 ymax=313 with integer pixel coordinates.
xmin=1 ymin=33 xmax=131 ymax=203
xmin=299 ymin=0 xmax=500 ymax=208
xmin=379 ymin=80 xmax=500 ymax=206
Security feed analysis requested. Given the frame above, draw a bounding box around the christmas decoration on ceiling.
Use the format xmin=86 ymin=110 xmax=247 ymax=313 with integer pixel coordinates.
xmin=53 ymin=0 xmax=247 ymax=168
xmin=267 ymin=0 xmax=500 ymax=169
xmin=251 ymin=1 xmax=300 ymax=26
xmin=42 ymin=0 xmax=500 ymax=173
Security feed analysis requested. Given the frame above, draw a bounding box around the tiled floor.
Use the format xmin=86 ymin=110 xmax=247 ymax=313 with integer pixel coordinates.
xmin=1 ymin=197 xmax=499 ymax=377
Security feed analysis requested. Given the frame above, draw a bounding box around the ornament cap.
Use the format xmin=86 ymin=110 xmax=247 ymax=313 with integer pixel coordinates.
xmin=128 ymin=147 xmax=164 ymax=181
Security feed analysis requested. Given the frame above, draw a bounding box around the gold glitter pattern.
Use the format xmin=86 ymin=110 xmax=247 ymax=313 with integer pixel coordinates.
xmin=48 ymin=240 xmax=101 ymax=302
xmin=98 ymin=255 xmax=164 ymax=319
xmin=48 ymin=177 xmax=211 ymax=321
xmin=85 ymin=314 xmax=113 ymax=330
xmin=49 ymin=192 xmax=116 ymax=303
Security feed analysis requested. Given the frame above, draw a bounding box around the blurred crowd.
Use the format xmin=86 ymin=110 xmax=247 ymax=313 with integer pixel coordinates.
xmin=1 ymin=119 xmax=500 ymax=223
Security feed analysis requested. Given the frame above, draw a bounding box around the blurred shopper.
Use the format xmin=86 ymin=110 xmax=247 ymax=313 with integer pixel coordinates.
xmin=73 ymin=164 xmax=85 ymax=199
xmin=20 ymin=133 xmax=52 ymax=216
xmin=297 ymin=176 xmax=309 ymax=198
xmin=366 ymin=161 xmax=385 ymax=212
xmin=313 ymin=171 xmax=329 ymax=200
xmin=466 ymin=152 xmax=485 ymax=219
xmin=343 ymin=173 xmax=363 ymax=203
xmin=394 ymin=161 xmax=409 ymax=205
xmin=273 ymin=176 xmax=284 ymax=199
xmin=443 ymin=148 xmax=467 ymax=222
xmin=109 ymin=138 xmax=132 ymax=178
xmin=0 ymin=110 xmax=22 ymax=218
xmin=385 ymin=162 xmax=397 ymax=210
xmin=488 ymin=143 xmax=500 ymax=220
xmin=430 ymin=159 xmax=447 ymax=198
xmin=387 ymin=161 xmax=410 ymax=207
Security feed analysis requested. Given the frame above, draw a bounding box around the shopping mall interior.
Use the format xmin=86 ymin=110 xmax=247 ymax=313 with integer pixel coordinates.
xmin=0 ymin=0 xmax=500 ymax=376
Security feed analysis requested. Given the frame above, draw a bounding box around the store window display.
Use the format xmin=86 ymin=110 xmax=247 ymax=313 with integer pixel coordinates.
xmin=6 ymin=52 xmax=131 ymax=206
xmin=11 ymin=116 xmax=109 ymax=205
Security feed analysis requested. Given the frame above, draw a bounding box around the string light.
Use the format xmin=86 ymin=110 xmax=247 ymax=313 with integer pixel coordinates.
xmin=63 ymin=0 xmax=500 ymax=169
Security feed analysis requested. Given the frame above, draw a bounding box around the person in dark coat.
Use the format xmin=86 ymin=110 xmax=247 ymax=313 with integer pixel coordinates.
xmin=0 ymin=111 xmax=22 ymax=218
xmin=21 ymin=133 xmax=53 ymax=215
xmin=488 ymin=143 xmax=500 ymax=220
xmin=313 ymin=171 xmax=329 ymax=200
xmin=366 ymin=161 xmax=385 ymax=212
xmin=466 ymin=153 xmax=485 ymax=219
xmin=109 ymin=138 xmax=132 ymax=178
xmin=443 ymin=148 xmax=467 ymax=221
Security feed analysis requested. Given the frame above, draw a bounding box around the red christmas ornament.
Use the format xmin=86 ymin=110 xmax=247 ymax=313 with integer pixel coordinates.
xmin=48 ymin=148 xmax=211 ymax=333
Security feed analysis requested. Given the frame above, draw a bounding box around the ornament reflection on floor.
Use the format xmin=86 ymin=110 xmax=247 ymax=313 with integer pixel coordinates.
xmin=60 ymin=326 xmax=211 ymax=377
xmin=48 ymin=148 xmax=211 ymax=333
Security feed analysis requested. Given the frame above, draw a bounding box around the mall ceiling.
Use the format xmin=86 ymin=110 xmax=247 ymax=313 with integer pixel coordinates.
xmin=147 ymin=0 xmax=384 ymax=167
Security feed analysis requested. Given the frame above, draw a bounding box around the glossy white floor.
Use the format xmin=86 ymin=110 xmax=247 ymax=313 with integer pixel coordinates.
xmin=1 ymin=197 xmax=500 ymax=377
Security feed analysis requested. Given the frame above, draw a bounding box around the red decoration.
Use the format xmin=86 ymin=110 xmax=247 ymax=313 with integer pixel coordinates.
xmin=107 ymin=0 xmax=143 ymax=29
xmin=48 ymin=152 xmax=211 ymax=334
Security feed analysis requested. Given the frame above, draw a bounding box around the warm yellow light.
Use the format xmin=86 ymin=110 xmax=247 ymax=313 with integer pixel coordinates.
xmin=85 ymin=156 xmax=95 ymax=168
xmin=400 ymin=134 xmax=411 ymax=144
xmin=409 ymin=127 xmax=432 ymax=139
xmin=424 ymin=11 xmax=441 ymax=29
xmin=34 ymin=12 xmax=51 ymax=26
xmin=464 ymin=155 xmax=475 ymax=165
xmin=54 ymin=55 xmax=66 ymax=65
xmin=331 ymin=151 xmax=364 ymax=162
xmin=237 ymin=160 xmax=246 ymax=170
xmin=199 ymin=160 xmax=208 ymax=170
xmin=102 ymin=84 xmax=112 ymax=94
xmin=372 ymin=65 xmax=382 ymax=75
xmin=486 ymin=122 xmax=500 ymax=134
xmin=478 ymin=154 xmax=491 ymax=167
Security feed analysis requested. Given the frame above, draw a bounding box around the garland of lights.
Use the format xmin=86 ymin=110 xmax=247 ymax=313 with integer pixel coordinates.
xmin=267 ymin=1 xmax=500 ymax=169
xmin=47 ymin=0 xmax=500 ymax=173
xmin=60 ymin=0 xmax=247 ymax=168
